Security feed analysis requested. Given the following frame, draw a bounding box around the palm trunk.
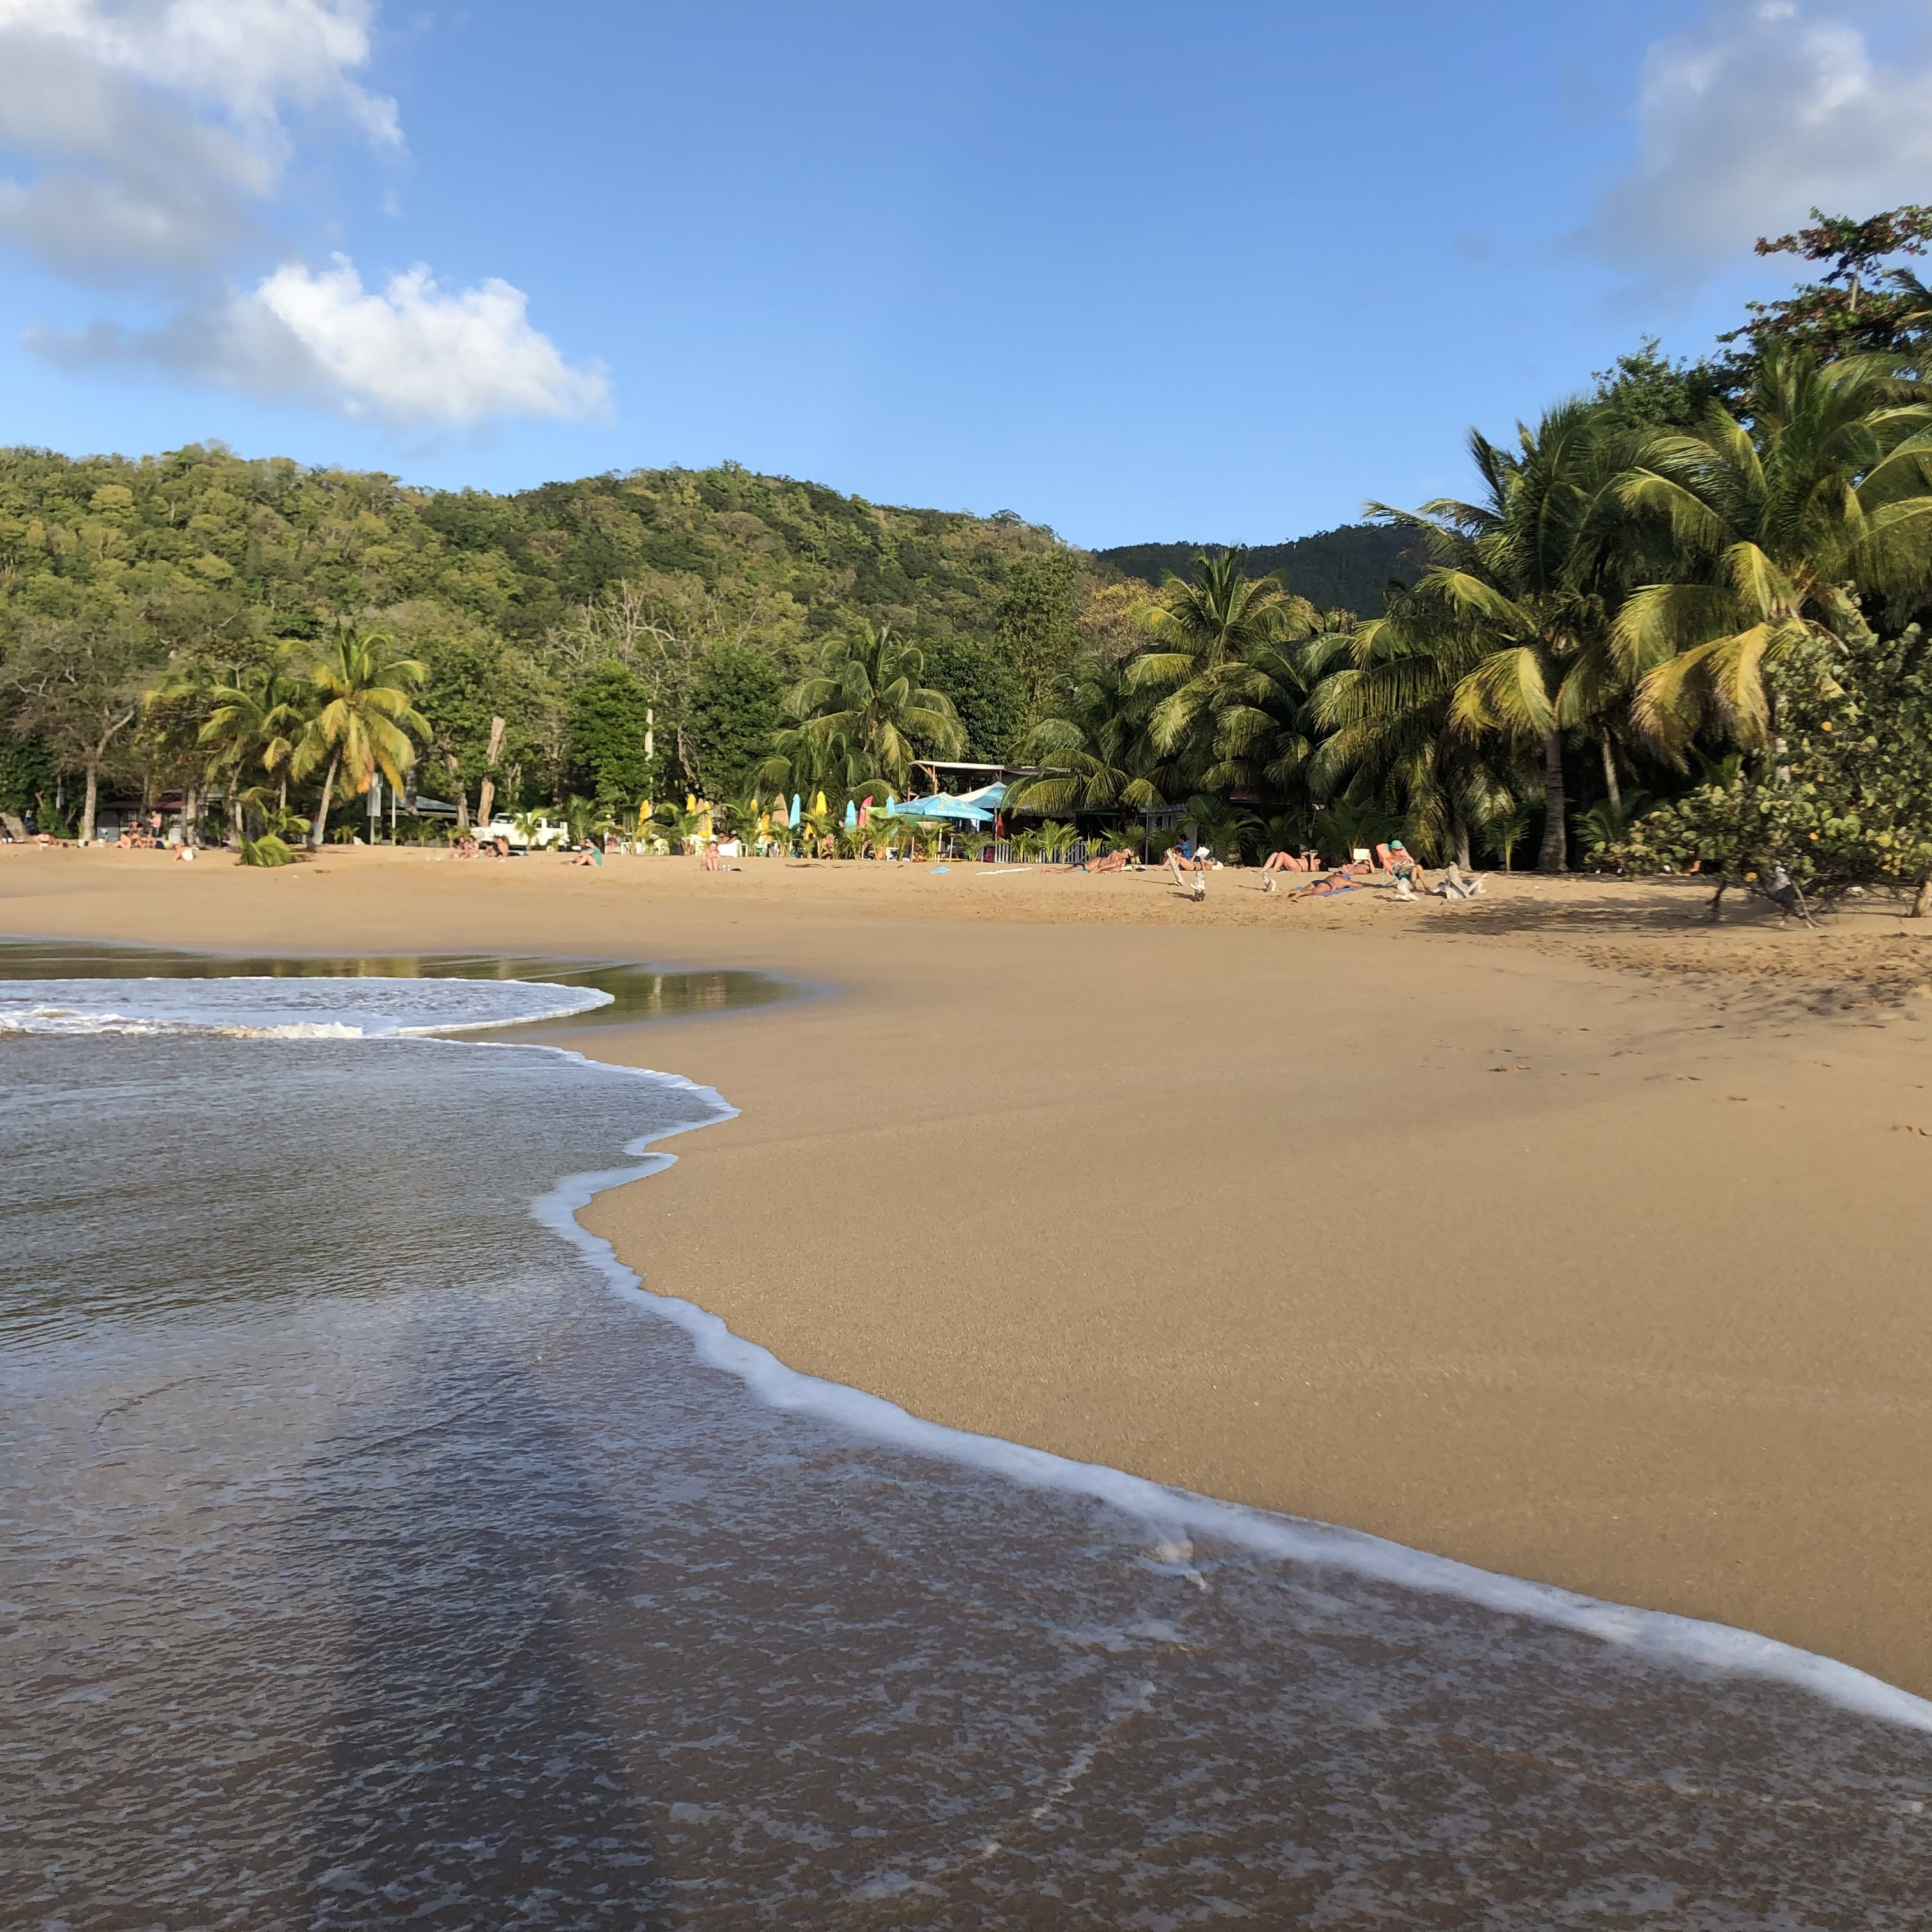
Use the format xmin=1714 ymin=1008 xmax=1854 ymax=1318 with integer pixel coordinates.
xmin=1451 ymin=796 xmax=1472 ymax=870
xmin=309 ymin=753 xmax=339 ymax=848
xmin=1913 ymin=875 xmax=1932 ymax=919
xmin=80 ymin=762 xmax=99 ymax=844
xmin=1598 ymin=732 xmax=1621 ymax=809
xmin=1537 ymin=728 xmax=1567 ymax=873
xmin=444 ymin=753 xmax=470 ymax=831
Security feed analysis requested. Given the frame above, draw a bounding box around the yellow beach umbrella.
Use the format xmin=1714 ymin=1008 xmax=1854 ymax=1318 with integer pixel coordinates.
xmin=812 ymin=791 xmax=827 ymax=819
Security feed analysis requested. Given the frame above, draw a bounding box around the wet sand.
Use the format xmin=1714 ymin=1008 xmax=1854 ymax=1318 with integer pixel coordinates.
xmin=4 ymin=844 xmax=1928 ymax=1693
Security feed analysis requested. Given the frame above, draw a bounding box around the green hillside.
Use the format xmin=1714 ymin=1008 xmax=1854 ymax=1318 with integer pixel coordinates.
xmin=0 ymin=445 xmax=1092 ymax=808
xmin=1096 ymin=522 xmax=1423 ymax=615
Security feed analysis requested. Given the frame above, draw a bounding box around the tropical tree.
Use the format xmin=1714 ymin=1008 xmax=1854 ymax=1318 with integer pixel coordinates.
xmin=1339 ymin=399 xmax=1630 ymax=871
xmin=1008 ymin=657 xmax=1171 ymax=818
xmin=1 ymin=612 xmax=162 ymax=843
xmin=1311 ymin=797 xmax=1401 ymax=866
xmin=290 ymin=627 xmax=430 ymax=848
xmin=760 ymin=624 xmax=964 ymax=797
xmin=1607 ymin=347 xmax=1932 ymax=751
xmin=1612 ymin=618 xmax=1932 ymax=916
xmin=197 ymin=656 xmax=305 ymax=841
xmin=1480 ymin=801 xmax=1533 ymax=872
xmin=1127 ymin=550 xmax=1323 ymax=792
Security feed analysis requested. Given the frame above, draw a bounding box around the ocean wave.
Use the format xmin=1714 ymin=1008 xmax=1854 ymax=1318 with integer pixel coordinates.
xmin=0 ymin=974 xmax=612 ymax=1039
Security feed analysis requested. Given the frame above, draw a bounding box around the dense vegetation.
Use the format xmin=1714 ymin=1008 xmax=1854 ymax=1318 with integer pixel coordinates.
xmin=1096 ymin=524 xmax=1422 ymax=615
xmin=8 ymin=204 xmax=1932 ymax=912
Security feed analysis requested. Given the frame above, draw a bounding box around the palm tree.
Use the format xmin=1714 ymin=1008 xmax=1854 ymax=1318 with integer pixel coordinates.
xmin=1008 ymin=657 xmax=1171 ymax=818
xmin=1608 ymin=347 xmax=1932 ymax=749
xmin=1307 ymin=615 xmax=1526 ymax=868
xmin=289 ymin=627 xmax=430 ymax=848
xmin=1481 ymin=801 xmax=1533 ymax=872
xmin=1349 ymin=399 xmax=1623 ymax=871
xmin=1311 ymin=797 xmax=1401 ymax=868
xmin=197 ymin=656 xmax=305 ymax=843
xmin=1127 ymin=550 xmax=1322 ymax=790
xmin=760 ymin=624 xmax=964 ymax=797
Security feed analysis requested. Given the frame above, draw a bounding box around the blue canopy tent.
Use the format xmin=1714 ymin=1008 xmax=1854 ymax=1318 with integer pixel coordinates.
xmin=886 ymin=782 xmax=1004 ymax=825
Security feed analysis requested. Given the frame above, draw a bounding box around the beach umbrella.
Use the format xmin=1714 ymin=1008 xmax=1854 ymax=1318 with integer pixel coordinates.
xmin=812 ymin=790 xmax=827 ymax=820
xmin=788 ymin=793 xmax=801 ymax=828
xmin=844 ymin=799 xmax=857 ymax=830
xmin=859 ymin=795 xmax=872 ymax=827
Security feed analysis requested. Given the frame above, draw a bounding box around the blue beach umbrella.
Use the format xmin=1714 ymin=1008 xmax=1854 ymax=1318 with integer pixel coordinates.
xmin=844 ymin=799 xmax=857 ymax=829
xmin=788 ymin=793 xmax=801 ymax=828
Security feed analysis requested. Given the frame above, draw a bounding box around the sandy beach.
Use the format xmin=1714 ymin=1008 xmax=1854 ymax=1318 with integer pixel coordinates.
xmin=4 ymin=844 xmax=1928 ymax=1694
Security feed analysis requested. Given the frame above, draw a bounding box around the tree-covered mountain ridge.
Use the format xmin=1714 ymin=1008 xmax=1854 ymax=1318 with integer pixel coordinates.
xmin=0 ymin=441 xmax=1381 ymax=815
xmin=0 ymin=444 xmax=1091 ymax=649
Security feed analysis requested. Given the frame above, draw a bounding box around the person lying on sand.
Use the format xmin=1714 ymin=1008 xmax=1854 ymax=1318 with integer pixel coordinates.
xmin=1079 ymin=848 xmax=1131 ymax=872
xmin=1261 ymin=851 xmax=1312 ymax=872
xmin=1295 ymin=872 xmax=1361 ymax=897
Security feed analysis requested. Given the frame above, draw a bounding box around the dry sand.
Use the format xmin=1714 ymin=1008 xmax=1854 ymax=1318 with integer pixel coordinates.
xmin=5 ymin=845 xmax=1929 ymax=1693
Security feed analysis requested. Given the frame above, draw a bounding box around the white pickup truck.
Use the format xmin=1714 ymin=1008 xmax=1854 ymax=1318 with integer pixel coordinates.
xmin=472 ymin=815 xmax=568 ymax=850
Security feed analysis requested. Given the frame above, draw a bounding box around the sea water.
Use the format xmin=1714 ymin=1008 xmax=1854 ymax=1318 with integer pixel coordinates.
xmin=2 ymin=960 xmax=1928 ymax=1928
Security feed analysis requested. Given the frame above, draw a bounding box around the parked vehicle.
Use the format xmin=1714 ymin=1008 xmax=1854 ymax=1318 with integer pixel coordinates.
xmin=472 ymin=814 xmax=567 ymax=850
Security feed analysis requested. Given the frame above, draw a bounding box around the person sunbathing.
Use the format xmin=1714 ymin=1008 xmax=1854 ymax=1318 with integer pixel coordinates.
xmin=1381 ymin=839 xmax=1429 ymax=891
xmin=1296 ymin=871 xmax=1362 ymax=897
xmin=1261 ymin=850 xmax=1312 ymax=872
xmin=1080 ymin=848 xmax=1131 ymax=872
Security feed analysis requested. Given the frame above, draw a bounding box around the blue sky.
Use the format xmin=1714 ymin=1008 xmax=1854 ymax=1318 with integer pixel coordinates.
xmin=4 ymin=2 xmax=1932 ymax=546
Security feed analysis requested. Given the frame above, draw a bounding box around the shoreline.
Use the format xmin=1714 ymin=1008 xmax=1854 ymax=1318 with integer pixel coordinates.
xmin=551 ymin=1060 xmax=1932 ymax=1735
xmin=4 ymin=846 xmax=1929 ymax=1692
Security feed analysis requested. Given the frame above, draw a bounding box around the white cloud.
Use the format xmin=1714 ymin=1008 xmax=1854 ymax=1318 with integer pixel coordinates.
xmin=0 ymin=0 xmax=399 ymax=141
xmin=251 ymin=257 xmax=610 ymax=424
xmin=1591 ymin=2 xmax=1932 ymax=275
xmin=0 ymin=1 xmax=391 ymax=280
xmin=0 ymin=1 xmax=610 ymax=425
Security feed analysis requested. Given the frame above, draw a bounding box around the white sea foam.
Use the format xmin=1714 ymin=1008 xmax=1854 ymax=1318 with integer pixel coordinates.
xmin=523 ymin=1053 xmax=1932 ymax=1740
xmin=0 ymin=976 xmax=611 ymax=1039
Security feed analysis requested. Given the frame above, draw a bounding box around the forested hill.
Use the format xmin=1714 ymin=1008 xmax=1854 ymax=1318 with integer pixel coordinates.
xmin=0 ymin=443 xmax=1110 ymax=806
xmin=1096 ymin=523 xmax=1423 ymax=614
xmin=0 ymin=445 xmax=1072 ymax=651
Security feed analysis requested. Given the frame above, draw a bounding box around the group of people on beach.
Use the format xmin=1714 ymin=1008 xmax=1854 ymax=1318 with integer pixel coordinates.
xmin=1159 ymin=834 xmax=1487 ymax=904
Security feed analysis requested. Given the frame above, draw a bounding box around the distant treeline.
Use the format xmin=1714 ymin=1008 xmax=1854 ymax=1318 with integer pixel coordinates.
xmin=1096 ymin=524 xmax=1423 ymax=615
